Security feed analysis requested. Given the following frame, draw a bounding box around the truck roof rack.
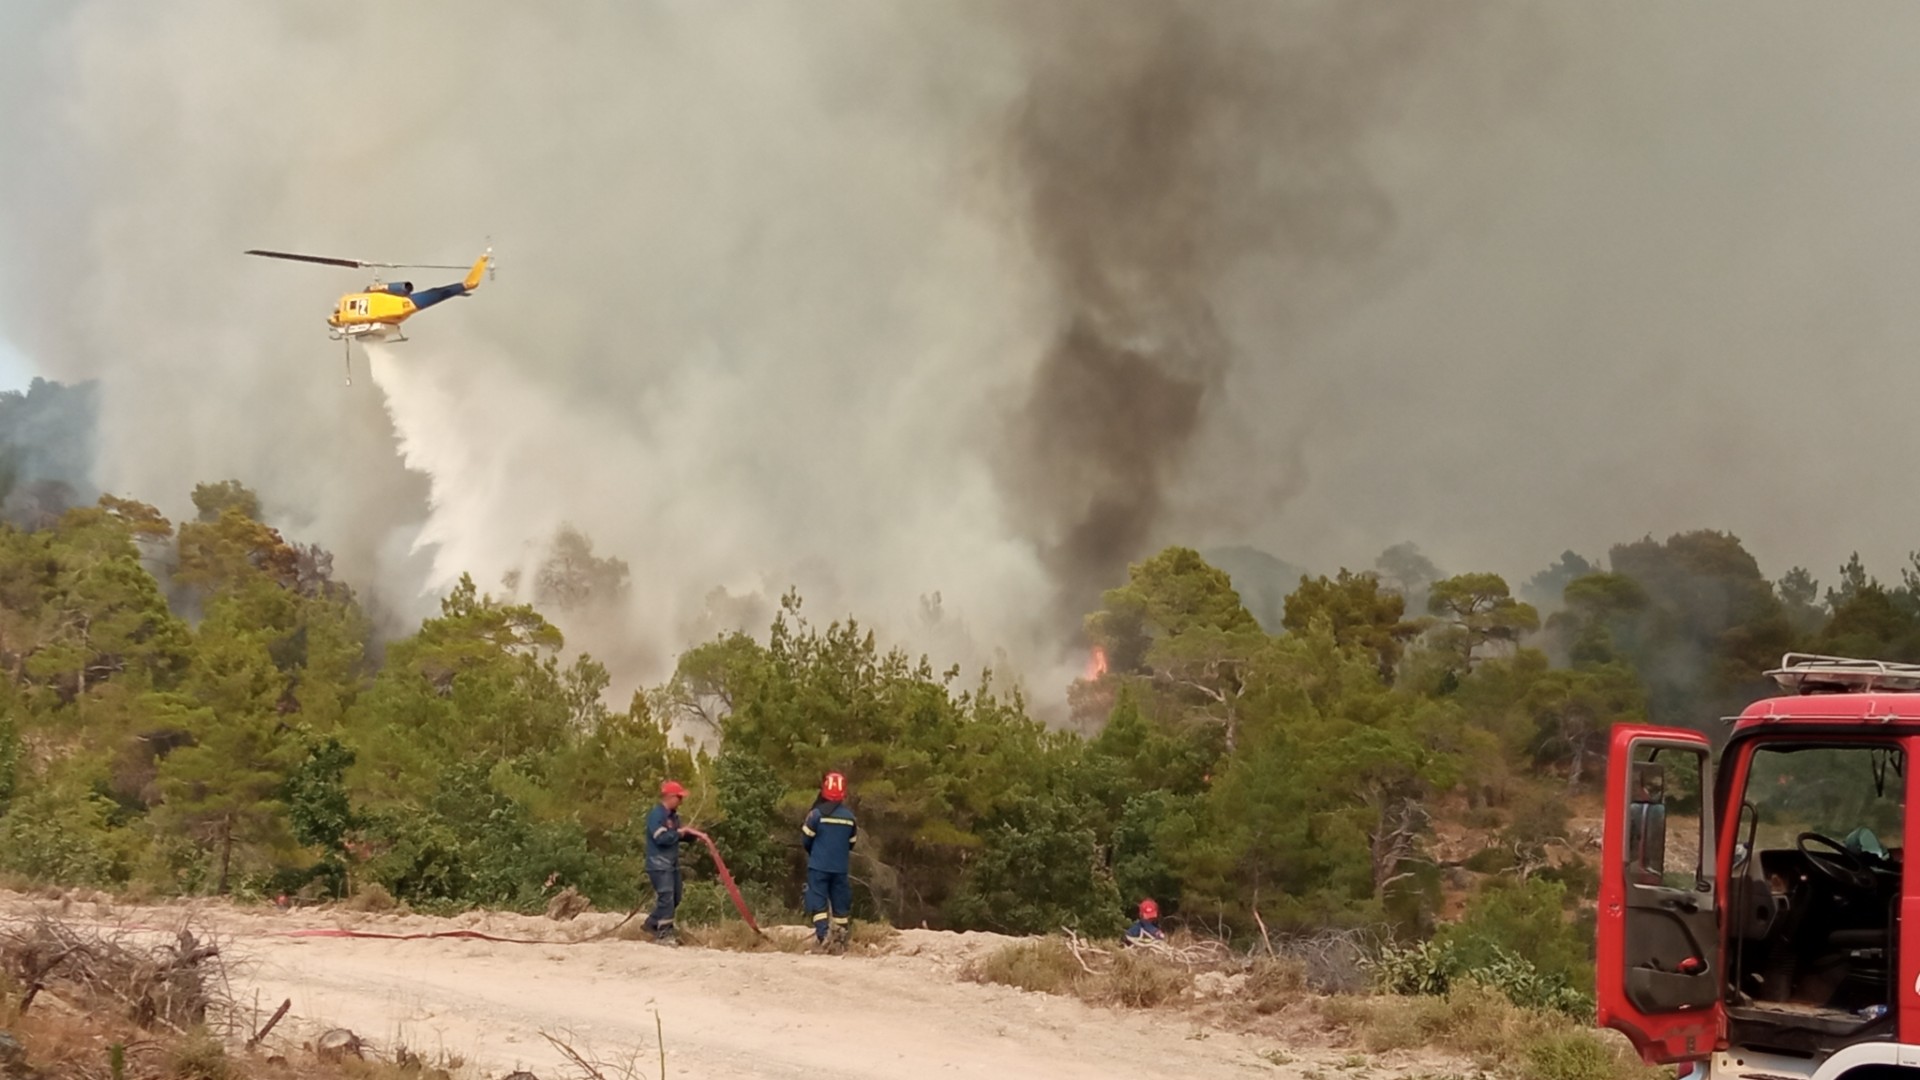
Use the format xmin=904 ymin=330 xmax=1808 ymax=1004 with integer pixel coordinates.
xmin=1765 ymin=652 xmax=1920 ymax=694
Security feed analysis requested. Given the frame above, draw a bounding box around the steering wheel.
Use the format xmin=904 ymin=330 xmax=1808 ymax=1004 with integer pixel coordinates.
xmin=1798 ymin=832 xmax=1878 ymax=891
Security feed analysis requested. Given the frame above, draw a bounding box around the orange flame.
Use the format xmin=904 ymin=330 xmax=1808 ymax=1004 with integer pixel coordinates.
xmin=1084 ymin=645 xmax=1109 ymax=681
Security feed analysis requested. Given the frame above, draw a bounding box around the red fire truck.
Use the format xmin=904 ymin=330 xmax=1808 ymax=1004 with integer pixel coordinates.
xmin=1600 ymin=654 xmax=1920 ymax=1078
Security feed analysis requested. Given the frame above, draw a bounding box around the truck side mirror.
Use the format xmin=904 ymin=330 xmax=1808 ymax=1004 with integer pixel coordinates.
xmin=1627 ymin=760 xmax=1668 ymax=886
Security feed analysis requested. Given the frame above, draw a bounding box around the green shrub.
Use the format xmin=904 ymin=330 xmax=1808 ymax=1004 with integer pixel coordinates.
xmin=1370 ymin=937 xmax=1591 ymax=1018
xmin=674 ymin=879 xmax=798 ymax=927
xmin=944 ymin=793 xmax=1125 ymax=936
xmin=1371 ymin=937 xmax=1458 ymax=996
xmin=1439 ymin=877 xmax=1592 ymax=992
xmin=0 ymin=784 xmax=121 ymax=885
xmin=1108 ymin=790 xmax=1192 ymax=911
xmin=360 ymin=810 xmax=469 ymax=903
xmin=1536 ymin=860 xmax=1600 ymax=899
xmin=698 ymin=749 xmax=787 ymax=889
xmin=1503 ymin=784 xmax=1572 ymax=852
xmin=128 ymin=826 xmax=210 ymax=896
xmin=1470 ymin=950 xmax=1592 ymax=1017
xmin=0 ymin=708 xmax=18 ymax=813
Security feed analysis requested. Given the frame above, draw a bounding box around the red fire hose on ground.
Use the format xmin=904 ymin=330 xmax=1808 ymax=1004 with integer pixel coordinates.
xmin=258 ymin=827 xmax=761 ymax=947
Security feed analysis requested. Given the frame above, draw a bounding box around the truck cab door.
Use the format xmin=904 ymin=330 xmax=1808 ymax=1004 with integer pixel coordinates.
xmin=1597 ymin=725 xmax=1723 ymax=1064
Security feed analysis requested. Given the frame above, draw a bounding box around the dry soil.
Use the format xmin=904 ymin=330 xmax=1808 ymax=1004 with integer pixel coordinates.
xmin=0 ymin=895 xmax=1458 ymax=1080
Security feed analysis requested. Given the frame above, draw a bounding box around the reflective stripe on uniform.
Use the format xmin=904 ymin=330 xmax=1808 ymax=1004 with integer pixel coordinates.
xmin=812 ymin=911 xmax=830 ymax=922
xmin=802 ymin=825 xmax=816 ymax=837
xmin=820 ymin=817 xmax=855 ymax=826
xmin=652 ymin=826 xmax=672 ymax=838
xmin=830 ymin=917 xmax=850 ymax=925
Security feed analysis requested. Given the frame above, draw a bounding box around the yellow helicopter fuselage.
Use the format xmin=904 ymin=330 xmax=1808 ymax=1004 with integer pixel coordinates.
xmin=323 ymin=250 xmax=491 ymax=341
xmin=327 ymin=288 xmax=419 ymax=339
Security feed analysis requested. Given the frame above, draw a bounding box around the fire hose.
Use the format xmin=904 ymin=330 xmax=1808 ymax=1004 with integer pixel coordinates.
xmin=589 ymin=826 xmax=762 ymax=942
xmin=264 ymin=827 xmax=761 ymax=947
xmin=682 ymin=827 xmax=763 ymax=934
xmin=21 ymin=829 xmax=764 ymax=953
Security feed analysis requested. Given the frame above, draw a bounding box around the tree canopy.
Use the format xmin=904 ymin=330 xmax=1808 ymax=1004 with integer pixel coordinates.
xmin=0 ymin=455 xmax=1891 ymax=972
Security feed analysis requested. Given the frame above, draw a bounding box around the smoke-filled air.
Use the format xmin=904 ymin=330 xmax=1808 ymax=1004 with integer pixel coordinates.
xmin=18 ymin=7 xmax=1920 ymax=1074
xmin=7 ymin=1 xmax=1920 ymax=705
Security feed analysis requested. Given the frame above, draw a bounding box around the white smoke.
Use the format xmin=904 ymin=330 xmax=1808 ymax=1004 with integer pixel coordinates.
xmin=24 ymin=4 xmax=1920 ymax=710
xmin=361 ymin=312 xmax=1056 ymax=691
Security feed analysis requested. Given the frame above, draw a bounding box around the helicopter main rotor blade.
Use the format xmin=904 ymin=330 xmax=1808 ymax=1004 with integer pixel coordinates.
xmin=245 ymin=249 xmax=368 ymax=269
xmin=244 ymin=249 xmax=470 ymax=271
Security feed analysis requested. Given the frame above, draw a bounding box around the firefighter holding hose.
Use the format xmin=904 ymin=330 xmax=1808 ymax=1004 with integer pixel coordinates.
xmin=803 ymin=771 xmax=858 ymax=954
xmin=642 ymin=780 xmax=697 ymax=946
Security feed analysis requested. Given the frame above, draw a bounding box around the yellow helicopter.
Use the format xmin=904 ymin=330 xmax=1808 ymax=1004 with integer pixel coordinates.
xmin=244 ymin=245 xmax=495 ymax=384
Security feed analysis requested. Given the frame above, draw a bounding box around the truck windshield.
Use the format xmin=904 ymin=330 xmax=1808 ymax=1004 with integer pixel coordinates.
xmin=1744 ymin=744 xmax=1904 ymax=853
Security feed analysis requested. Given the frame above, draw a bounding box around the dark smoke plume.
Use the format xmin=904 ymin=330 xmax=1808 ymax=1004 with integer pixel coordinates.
xmin=994 ymin=2 xmax=1438 ymax=637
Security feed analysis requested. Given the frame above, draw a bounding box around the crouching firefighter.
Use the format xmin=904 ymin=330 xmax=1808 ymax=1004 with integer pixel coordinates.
xmin=803 ymin=771 xmax=857 ymax=953
xmin=1124 ymin=898 xmax=1166 ymax=946
xmin=642 ymin=780 xmax=697 ymax=945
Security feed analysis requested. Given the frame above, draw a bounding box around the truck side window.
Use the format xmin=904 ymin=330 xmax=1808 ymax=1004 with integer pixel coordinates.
xmin=1628 ymin=748 xmax=1704 ymax=891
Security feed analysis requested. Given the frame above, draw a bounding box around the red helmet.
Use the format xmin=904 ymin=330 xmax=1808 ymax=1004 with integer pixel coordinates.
xmin=1138 ymin=898 xmax=1159 ymax=921
xmin=821 ymin=772 xmax=847 ymax=801
xmin=660 ymin=780 xmax=688 ymax=798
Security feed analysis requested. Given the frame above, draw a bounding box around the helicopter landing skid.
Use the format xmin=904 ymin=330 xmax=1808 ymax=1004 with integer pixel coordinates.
xmin=328 ymin=327 xmax=406 ymax=386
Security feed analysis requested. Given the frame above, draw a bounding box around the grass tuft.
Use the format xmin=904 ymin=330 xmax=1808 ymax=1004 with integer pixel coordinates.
xmin=964 ymin=937 xmax=1083 ymax=996
xmin=964 ymin=935 xmax=1194 ymax=1008
xmin=165 ymin=1031 xmax=231 ymax=1080
xmin=342 ymin=884 xmax=396 ymax=913
xmin=1243 ymin=956 xmax=1310 ymax=1015
xmin=684 ymin=921 xmax=808 ymax=953
xmin=1317 ymin=982 xmax=1660 ymax=1080
xmin=848 ymin=921 xmax=900 ymax=953
xmin=1093 ymin=948 xmax=1190 ymax=1007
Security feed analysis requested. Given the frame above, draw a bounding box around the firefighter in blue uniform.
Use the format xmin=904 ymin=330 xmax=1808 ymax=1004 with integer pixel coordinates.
xmin=802 ymin=771 xmax=857 ymax=953
xmin=1124 ymin=898 xmax=1166 ymax=945
xmin=642 ymin=780 xmax=695 ymax=945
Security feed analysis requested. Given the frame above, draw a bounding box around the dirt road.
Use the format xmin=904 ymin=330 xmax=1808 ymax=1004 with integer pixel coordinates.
xmin=3 ymin=897 xmax=1442 ymax=1080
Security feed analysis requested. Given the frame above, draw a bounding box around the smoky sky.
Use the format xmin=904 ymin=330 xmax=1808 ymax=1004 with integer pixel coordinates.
xmin=994 ymin=2 xmax=1454 ymax=640
xmin=3 ymin=3 xmax=1920 ymax=703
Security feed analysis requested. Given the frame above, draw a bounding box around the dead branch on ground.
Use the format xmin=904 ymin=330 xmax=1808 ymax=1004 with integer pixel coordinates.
xmin=0 ymin=914 xmax=232 ymax=1034
xmin=538 ymin=1030 xmax=648 ymax=1080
